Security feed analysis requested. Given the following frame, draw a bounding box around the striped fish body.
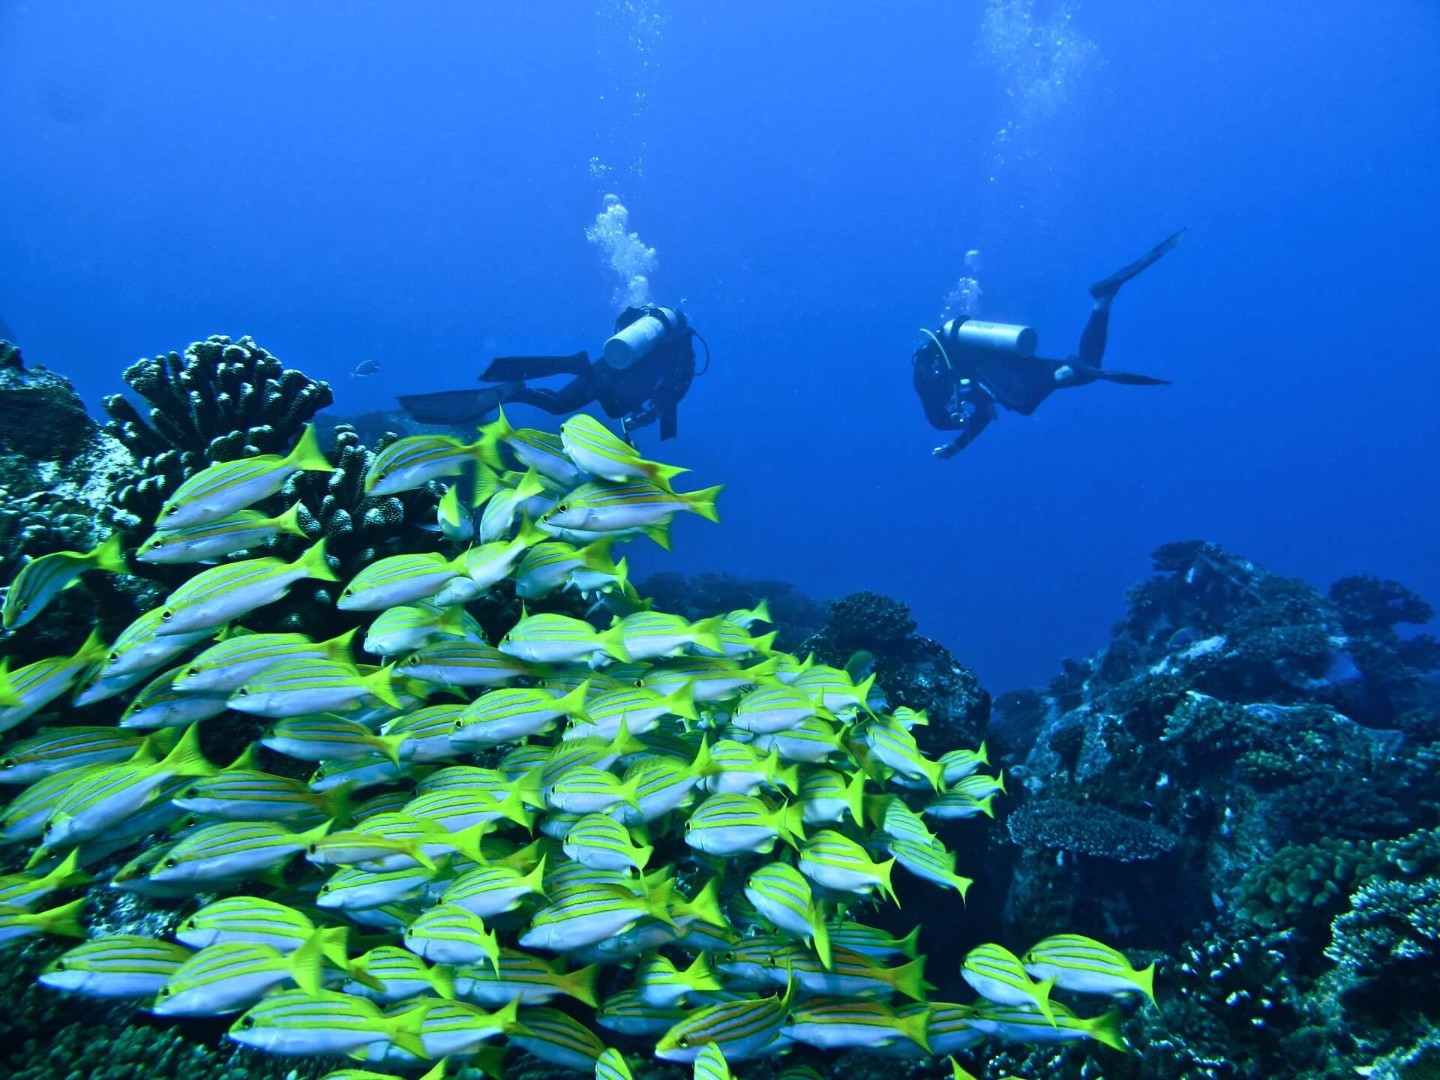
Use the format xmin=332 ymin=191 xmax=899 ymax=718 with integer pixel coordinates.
xmin=827 ymin=922 xmax=921 ymax=961
xmin=3 ymin=642 xmax=111 ymax=729
xmin=515 ymin=540 xmax=600 ymax=599
xmin=799 ymin=767 xmax=866 ymax=827
xmin=39 ymin=934 xmax=192 ymax=998
xmin=477 ymin=478 xmax=545 ymax=545
xmin=400 ymin=639 xmax=536 ymax=688
xmin=0 ymin=726 xmax=147 ymax=785
xmin=749 ymin=716 xmax=844 ymax=765
xmin=792 ymin=667 xmax=875 ymax=714
xmin=518 ymin=884 xmax=661 ymax=952
xmin=0 ymin=767 xmax=85 ymax=843
xmin=380 ymin=704 xmax=467 ymax=763
xmin=484 ymin=414 xmax=585 ymax=485
xmin=120 ymin=667 xmax=231 ymax=729
xmin=613 ymin=611 xmax=722 ymax=661
xmin=305 ymin=827 xmax=435 ymax=872
xmin=3 ymin=535 xmax=127 ymax=629
xmin=0 ymin=848 xmax=91 ymax=908
xmin=97 ymin=609 xmax=212 ymax=681
xmin=732 ymin=685 xmax=825 ymax=735
xmin=541 ymin=479 xmax=721 ymax=532
xmin=42 ymin=725 xmax=214 ymax=848
xmin=922 ymin=791 xmax=996 ymax=821
xmin=344 ymin=945 xmax=453 ymax=1004
xmin=570 ymin=914 xmax=684 ymax=964
xmin=912 ymin=1002 xmax=984 ymax=1055
xmin=152 ymin=938 xmax=322 ymax=1016
xmin=868 ymin=796 xmax=940 ymax=848
xmin=797 ymin=830 xmax=896 ymax=901
xmin=337 ymin=553 xmax=463 ymax=612
xmin=402 ymin=903 xmax=499 ymax=967
xmin=137 ymin=505 xmax=307 ymax=564
xmin=861 ymin=722 xmax=944 ymax=789
xmin=654 ymin=988 xmax=791 ymax=1063
xmin=693 ymin=1043 xmax=734 ymax=1080
xmin=563 ymin=813 xmax=652 ymax=872
xmin=939 ymin=743 xmax=989 ymax=785
xmin=227 ymin=989 xmax=424 ymax=1057
xmin=508 ymin=1005 xmax=606 ymax=1071
xmin=261 ymin=714 xmax=403 ymax=763
xmin=783 ymin=947 xmax=931 ymax=1001
xmin=643 ymin=657 xmax=777 ymax=703
xmin=544 ymin=766 xmax=638 ymax=816
xmin=966 ymin=1002 xmax=1125 ymax=1051
xmin=885 ymin=837 xmax=973 ymax=897
xmin=309 ymin=755 xmax=410 ymax=794
xmin=566 ymin=684 xmax=696 ymax=741
xmin=744 ymin=863 xmax=829 ymax=966
xmin=363 ymin=601 xmax=472 ymax=657
xmin=233 ymin=660 xmax=398 ymax=720
xmin=452 ymin=949 xmax=599 ymax=1008
xmin=172 ymin=769 xmax=332 ymax=821
xmin=441 ymin=860 xmax=547 ymax=919
xmin=159 ymin=426 xmax=331 ymax=528
xmin=457 ymin=526 xmax=545 ymax=592
xmin=962 ymin=943 xmax=1056 ymax=1021
xmin=148 ymin=821 xmax=325 ymax=885
xmin=364 ymin=433 xmax=498 ymax=496
xmin=176 ymin=896 xmax=320 ymax=952
xmin=559 ymin=413 xmax=686 ymax=487
xmin=498 ymin=612 xmax=628 ymax=665
xmin=596 ymin=1047 xmax=636 ymax=1080
xmin=451 ymin=684 xmax=588 ymax=749
xmin=949 ymin=772 xmax=1006 ymax=800
xmin=175 ymin=632 xmax=343 ymax=693
xmin=698 ymin=739 xmax=795 ymax=797
xmin=783 ymin=998 xmax=930 ymax=1052
xmin=636 ymin=952 xmax=722 ymax=1008
xmin=403 ymin=785 xmax=531 ymax=832
xmin=596 ymin=987 xmax=688 ymax=1037
xmin=610 ymin=757 xmax=698 ymax=826
xmin=690 ymin=622 xmax=775 ymax=661
xmin=1022 ymin=933 xmax=1157 ymax=1003
xmin=316 ymin=864 xmax=435 ymax=912
xmin=157 ymin=542 xmax=338 ymax=636
xmin=684 ymin=793 xmax=801 ymax=857
xmin=367 ymin=997 xmax=522 ymax=1063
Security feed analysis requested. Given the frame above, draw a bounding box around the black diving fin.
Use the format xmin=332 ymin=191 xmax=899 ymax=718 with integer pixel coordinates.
xmin=481 ymin=350 xmax=591 ymax=382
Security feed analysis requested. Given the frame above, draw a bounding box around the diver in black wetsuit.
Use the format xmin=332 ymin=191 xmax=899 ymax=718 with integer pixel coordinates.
xmin=914 ymin=229 xmax=1185 ymax=458
xmin=398 ymin=305 xmax=703 ymax=443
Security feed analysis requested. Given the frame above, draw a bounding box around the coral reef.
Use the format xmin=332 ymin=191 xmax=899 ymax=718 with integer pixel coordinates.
xmin=0 ymin=344 xmax=97 ymax=461
xmin=103 ymin=335 xmax=333 ymax=526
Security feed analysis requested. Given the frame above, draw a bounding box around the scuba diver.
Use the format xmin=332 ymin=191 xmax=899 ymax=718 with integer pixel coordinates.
xmin=398 ymin=305 xmax=705 ymax=443
xmin=914 ymin=229 xmax=1185 ymax=458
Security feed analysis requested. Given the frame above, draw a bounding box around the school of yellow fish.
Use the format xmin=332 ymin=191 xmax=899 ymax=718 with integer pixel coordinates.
xmin=0 ymin=410 xmax=1156 ymax=1079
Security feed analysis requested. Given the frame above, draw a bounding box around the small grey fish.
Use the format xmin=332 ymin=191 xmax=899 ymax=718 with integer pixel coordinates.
xmin=350 ymin=360 xmax=381 ymax=377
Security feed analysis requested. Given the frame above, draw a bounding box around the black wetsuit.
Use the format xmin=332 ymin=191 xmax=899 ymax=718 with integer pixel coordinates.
xmin=916 ymin=306 xmax=1164 ymax=457
xmin=488 ymin=308 xmax=696 ymax=441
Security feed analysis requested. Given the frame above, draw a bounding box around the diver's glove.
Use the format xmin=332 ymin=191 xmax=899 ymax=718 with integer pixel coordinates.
xmin=933 ymin=441 xmax=964 ymax=460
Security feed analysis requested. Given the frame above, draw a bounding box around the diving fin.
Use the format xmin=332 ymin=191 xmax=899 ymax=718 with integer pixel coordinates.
xmin=1090 ymin=228 xmax=1186 ymax=300
xmin=481 ymin=351 xmax=591 ymax=381
xmin=398 ymin=387 xmax=509 ymax=425
xmin=1094 ymin=369 xmax=1172 ymax=386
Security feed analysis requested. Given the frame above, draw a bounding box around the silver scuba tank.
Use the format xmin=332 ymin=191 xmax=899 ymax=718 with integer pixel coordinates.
xmin=603 ymin=306 xmax=685 ymax=370
xmin=941 ymin=318 xmax=1038 ymax=357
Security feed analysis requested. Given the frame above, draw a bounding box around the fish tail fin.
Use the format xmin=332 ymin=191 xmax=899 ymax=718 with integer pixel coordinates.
xmin=285 ymin=423 xmax=334 ymax=474
xmin=317 ymin=925 xmax=353 ymax=971
xmin=46 ymin=847 xmax=94 ymax=891
xmin=294 ymin=539 xmax=340 ymax=583
xmin=272 ymin=501 xmax=310 ymax=539
xmin=365 ymin=664 xmax=404 ymax=711
xmin=156 ymin=723 xmax=217 ymax=779
xmin=892 ymin=955 xmax=930 ymax=1002
xmin=1086 ymin=1007 xmax=1128 ymax=1052
xmin=899 ymin=1006 xmax=933 ymax=1054
xmin=843 ymin=768 xmax=868 ymax=826
xmin=86 ymin=533 xmax=130 ymax=575
xmin=1137 ymin=960 xmax=1157 ymax=1005
xmin=565 ymin=962 xmax=602 ymax=1008
xmin=811 ymin=912 xmax=833 ymax=971
xmin=288 ymin=929 xmax=327 ymax=995
xmin=686 ymin=484 xmax=723 ymax=523
xmin=36 ymin=897 xmax=88 ymax=939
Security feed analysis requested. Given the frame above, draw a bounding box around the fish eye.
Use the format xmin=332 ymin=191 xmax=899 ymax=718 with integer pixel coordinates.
xmin=452 ymin=720 xmax=463 ymax=730
xmin=165 ymin=506 xmax=178 ymax=516
xmin=407 ymin=656 xmax=421 ymax=666
xmin=342 ymin=588 xmax=353 ymax=598
xmin=556 ymin=504 xmax=568 ymax=513
xmin=108 ymin=653 xmax=120 ymax=664
xmin=677 ymin=1035 xmax=691 ymax=1047
xmin=633 ymin=679 xmax=645 ymax=688
xmin=240 ymin=1016 xmax=255 ymax=1029
xmin=159 ymin=986 xmax=172 ymax=997
xmin=307 ymin=844 xmax=319 ymax=854
xmin=182 ymin=919 xmax=195 ymax=930
xmin=53 ymin=960 xmax=66 ymax=970
xmin=160 ymin=610 xmax=173 ymax=621
xmin=151 ymin=540 xmax=165 ymax=549
xmin=319 ymin=884 xmax=331 ymax=895
xmin=19 ymin=602 xmax=29 ymax=612
xmin=236 ymin=688 xmax=248 ymax=696
xmin=163 ymin=857 xmax=178 ymax=869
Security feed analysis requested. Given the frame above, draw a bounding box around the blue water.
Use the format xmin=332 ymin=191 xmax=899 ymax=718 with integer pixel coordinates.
xmin=1 ymin=0 xmax=1435 ymax=692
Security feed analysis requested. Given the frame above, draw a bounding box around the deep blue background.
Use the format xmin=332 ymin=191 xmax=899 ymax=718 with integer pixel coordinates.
xmin=1 ymin=1 xmax=1436 ymax=693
